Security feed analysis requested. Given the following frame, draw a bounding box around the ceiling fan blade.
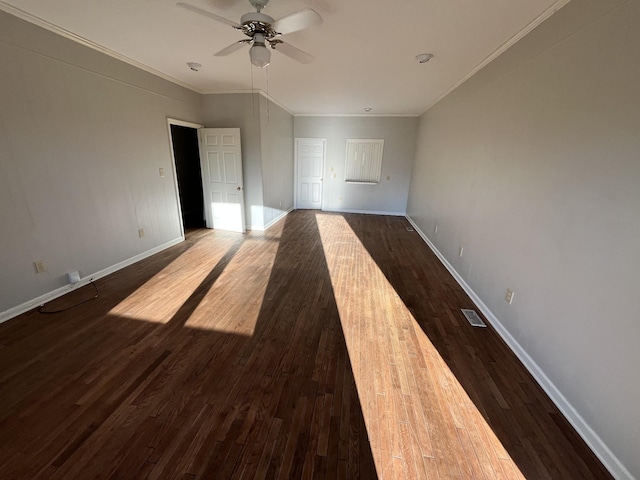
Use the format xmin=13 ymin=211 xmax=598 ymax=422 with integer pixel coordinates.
xmin=272 ymin=41 xmax=314 ymax=64
xmin=215 ymin=40 xmax=250 ymax=57
xmin=176 ymin=2 xmax=240 ymax=28
xmin=208 ymin=0 xmax=240 ymax=9
xmin=272 ymin=8 xmax=322 ymax=35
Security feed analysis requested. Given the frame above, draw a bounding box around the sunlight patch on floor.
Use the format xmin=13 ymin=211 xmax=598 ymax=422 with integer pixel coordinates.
xmin=108 ymin=229 xmax=280 ymax=334
xmin=182 ymin=235 xmax=279 ymax=335
xmin=315 ymin=212 xmax=525 ymax=479
xmin=108 ymin=238 xmax=231 ymax=324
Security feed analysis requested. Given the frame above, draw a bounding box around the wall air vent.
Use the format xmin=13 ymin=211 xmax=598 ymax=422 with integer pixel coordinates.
xmin=461 ymin=309 xmax=487 ymax=327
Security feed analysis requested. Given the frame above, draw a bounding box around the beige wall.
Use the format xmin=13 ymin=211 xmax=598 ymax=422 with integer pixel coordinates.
xmin=294 ymin=116 xmax=418 ymax=215
xmin=202 ymin=93 xmax=294 ymax=230
xmin=0 ymin=11 xmax=202 ymax=318
xmin=202 ymin=93 xmax=265 ymax=229
xmin=407 ymin=0 xmax=640 ymax=477
xmin=259 ymin=96 xmax=295 ymax=228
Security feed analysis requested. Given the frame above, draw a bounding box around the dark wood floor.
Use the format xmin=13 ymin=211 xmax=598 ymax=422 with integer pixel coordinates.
xmin=0 ymin=211 xmax=611 ymax=479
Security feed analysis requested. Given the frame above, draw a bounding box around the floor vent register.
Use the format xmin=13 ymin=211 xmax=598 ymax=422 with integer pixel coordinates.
xmin=461 ymin=309 xmax=487 ymax=328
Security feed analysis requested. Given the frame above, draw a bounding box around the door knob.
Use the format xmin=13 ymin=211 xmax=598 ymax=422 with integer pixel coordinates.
xmin=237 ymin=186 xmax=242 ymax=191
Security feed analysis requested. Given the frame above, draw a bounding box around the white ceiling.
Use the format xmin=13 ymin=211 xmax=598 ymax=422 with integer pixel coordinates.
xmin=0 ymin=0 xmax=566 ymax=115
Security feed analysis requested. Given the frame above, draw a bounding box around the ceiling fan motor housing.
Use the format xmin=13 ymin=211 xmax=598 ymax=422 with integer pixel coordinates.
xmin=239 ymin=12 xmax=278 ymax=39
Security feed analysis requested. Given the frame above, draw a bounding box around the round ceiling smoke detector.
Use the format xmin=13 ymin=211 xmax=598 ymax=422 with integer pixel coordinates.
xmin=415 ymin=53 xmax=434 ymax=64
xmin=187 ymin=62 xmax=202 ymax=71
xmin=363 ymin=107 xmax=372 ymax=113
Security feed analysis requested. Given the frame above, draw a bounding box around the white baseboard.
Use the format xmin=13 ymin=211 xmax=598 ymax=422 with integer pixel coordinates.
xmin=247 ymin=207 xmax=293 ymax=232
xmin=263 ymin=207 xmax=293 ymax=231
xmin=0 ymin=236 xmax=185 ymax=325
xmin=322 ymin=207 xmax=406 ymax=216
xmin=405 ymin=215 xmax=633 ymax=480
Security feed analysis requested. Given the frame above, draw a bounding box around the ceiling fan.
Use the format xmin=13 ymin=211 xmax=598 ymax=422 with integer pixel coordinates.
xmin=177 ymin=0 xmax=322 ymax=68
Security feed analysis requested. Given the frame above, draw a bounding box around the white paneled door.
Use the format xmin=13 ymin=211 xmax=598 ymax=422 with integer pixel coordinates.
xmin=296 ymin=138 xmax=325 ymax=209
xmin=198 ymin=128 xmax=245 ymax=233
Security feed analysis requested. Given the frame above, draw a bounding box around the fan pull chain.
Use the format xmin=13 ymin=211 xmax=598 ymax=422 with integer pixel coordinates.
xmin=250 ymin=63 xmax=256 ymax=119
xmin=266 ymin=65 xmax=270 ymax=123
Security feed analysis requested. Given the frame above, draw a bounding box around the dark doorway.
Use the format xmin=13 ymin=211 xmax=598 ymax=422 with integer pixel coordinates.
xmin=170 ymin=124 xmax=205 ymax=229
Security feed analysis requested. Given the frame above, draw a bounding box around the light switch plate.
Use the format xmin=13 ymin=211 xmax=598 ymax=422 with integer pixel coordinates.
xmin=505 ymin=289 xmax=515 ymax=304
xmin=34 ymin=261 xmax=47 ymax=273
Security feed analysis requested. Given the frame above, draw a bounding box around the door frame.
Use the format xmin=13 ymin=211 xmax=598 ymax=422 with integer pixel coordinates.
xmin=167 ymin=118 xmax=204 ymax=237
xmin=294 ymin=137 xmax=327 ymax=210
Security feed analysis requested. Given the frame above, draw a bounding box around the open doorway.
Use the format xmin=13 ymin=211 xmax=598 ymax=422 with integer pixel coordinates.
xmin=168 ymin=120 xmax=205 ymax=231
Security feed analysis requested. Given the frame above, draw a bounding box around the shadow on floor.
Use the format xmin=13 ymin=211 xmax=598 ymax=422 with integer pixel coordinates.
xmin=0 ymin=214 xmax=377 ymax=479
xmin=342 ymin=212 xmax=611 ymax=480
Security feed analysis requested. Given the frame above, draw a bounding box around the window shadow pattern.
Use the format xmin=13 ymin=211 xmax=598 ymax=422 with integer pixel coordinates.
xmin=342 ymin=213 xmax=612 ymax=480
xmin=0 ymin=215 xmax=377 ymax=479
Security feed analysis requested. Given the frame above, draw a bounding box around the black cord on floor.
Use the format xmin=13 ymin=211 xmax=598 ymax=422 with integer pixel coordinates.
xmin=38 ymin=280 xmax=99 ymax=314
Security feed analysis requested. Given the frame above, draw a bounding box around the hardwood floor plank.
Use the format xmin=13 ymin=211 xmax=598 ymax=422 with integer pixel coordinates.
xmin=252 ymin=418 xmax=282 ymax=480
xmin=0 ymin=211 xmax=612 ymax=479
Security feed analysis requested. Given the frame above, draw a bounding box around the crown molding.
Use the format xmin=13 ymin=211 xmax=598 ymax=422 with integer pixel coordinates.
xmin=202 ymin=89 xmax=295 ymax=116
xmin=419 ymin=0 xmax=572 ymax=116
xmin=1 ymin=0 xmax=571 ymax=119
xmin=257 ymin=90 xmax=294 ymax=116
xmin=294 ymin=113 xmax=420 ymax=118
xmin=0 ymin=1 xmax=203 ymax=94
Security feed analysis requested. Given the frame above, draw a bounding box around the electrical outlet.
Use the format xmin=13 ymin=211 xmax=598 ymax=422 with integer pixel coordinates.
xmin=138 ymin=228 xmax=145 ymax=238
xmin=67 ymin=271 xmax=80 ymax=284
xmin=505 ymin=289 xmax=515 ymax=304
xmin=34 ymin=261 xmax=47 ymax=273
xmin=458 ymin=246 xmax=464 ymax=257
xmin=159 ymin=168 xmax=165 ymax=177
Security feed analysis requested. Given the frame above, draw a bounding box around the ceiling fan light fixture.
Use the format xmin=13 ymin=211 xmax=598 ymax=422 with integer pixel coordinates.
xmin=180 ymin=1 xmax=321 ymax=68
xmin=249 ymin=43 xmax=271 ymax=68
xmin=416 ymin=53 xmax=434 ymax=64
